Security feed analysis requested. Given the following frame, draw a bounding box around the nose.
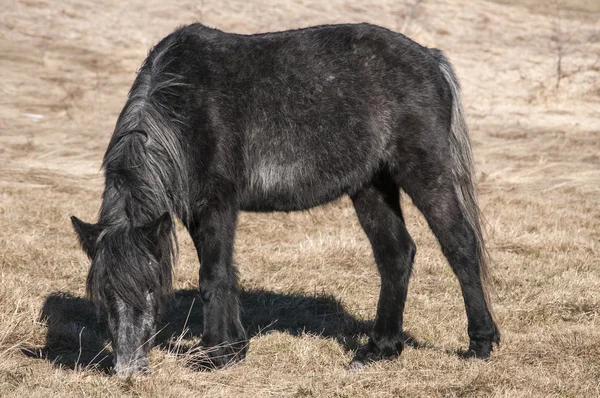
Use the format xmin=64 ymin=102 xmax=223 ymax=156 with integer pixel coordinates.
xmin=112 ymin=354 xmax=149 ymax=378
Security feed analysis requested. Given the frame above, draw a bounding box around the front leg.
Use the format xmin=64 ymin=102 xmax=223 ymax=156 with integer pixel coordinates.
xmin=189 ymin=201 xmax=247 ymax=369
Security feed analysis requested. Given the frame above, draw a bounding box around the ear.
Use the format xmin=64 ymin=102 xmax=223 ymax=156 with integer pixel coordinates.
xmin=71 ymin=216 xmax=103 ymax=258
xmin=139 ymin=212 xmax=172 ymax=247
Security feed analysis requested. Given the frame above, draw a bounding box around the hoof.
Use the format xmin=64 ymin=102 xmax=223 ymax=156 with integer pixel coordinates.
xmin=349 ymin=339 xmax=402 ymax=369
xmin=188 ymin=341 xmax=248 ymax=371
xmin=462 ymin=340 xmax=494 ymax=360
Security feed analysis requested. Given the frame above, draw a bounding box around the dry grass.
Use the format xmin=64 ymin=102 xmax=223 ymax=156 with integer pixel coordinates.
xmin=1 ymin=0 xmax=599 ymax=396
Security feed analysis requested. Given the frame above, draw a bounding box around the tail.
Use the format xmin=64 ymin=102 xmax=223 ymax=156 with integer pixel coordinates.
xmin=434 ymin=50 xmax=500 ymax=343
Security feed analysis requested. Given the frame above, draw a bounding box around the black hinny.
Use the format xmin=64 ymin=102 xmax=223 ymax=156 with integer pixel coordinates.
xmin=71 ymin=22 xmax=500 ymax=377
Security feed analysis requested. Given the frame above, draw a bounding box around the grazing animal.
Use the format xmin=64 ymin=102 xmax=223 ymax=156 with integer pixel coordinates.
xmin=71 ymin=22 xmax=500 ymax=377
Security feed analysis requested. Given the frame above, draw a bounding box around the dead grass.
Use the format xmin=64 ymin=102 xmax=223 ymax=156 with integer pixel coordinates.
xmin=1 ymin=0 xmax=599 ymax=396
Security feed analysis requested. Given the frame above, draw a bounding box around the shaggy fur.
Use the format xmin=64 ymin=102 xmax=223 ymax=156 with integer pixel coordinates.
xmin=72 ymin=22 xmax=499 ymax=376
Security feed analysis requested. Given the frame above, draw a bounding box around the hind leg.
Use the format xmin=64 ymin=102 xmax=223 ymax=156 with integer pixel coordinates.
xmin=349 ymin=174 xmax=416 ymax=368
xmin=399 ymin=172 xmax=500 ymax=358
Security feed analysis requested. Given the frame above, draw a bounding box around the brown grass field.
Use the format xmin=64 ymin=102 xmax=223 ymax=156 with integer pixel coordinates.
xmin=1 ymin=0 xmax=599 ymax=396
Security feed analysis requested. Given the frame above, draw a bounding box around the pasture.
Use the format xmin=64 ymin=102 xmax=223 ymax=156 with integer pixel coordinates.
xmin=1 ymin=0 xmax=599 ymax=396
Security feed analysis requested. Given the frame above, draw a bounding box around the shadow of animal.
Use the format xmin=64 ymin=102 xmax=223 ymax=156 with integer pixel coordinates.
xmin=22 ymin=289 xmax=433 ymax=372
xmin=25 ymin=289 xmax=423 ymax=372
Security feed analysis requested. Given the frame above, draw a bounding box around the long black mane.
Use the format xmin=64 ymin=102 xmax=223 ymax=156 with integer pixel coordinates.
xmin=86 ymin=35 xmax=193 ymax=314
xmin=101 ymin=35 xmax=191 ymax=226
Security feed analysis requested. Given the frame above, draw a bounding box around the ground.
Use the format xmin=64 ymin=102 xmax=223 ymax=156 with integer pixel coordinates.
xmin=1 ymin=0 xmax=599 ymax=396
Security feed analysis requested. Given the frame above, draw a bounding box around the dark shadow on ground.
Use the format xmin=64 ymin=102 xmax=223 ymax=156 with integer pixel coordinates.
xmin=159 ymin=289 xmax=371 ymax=352
xmin=20 ymin=292 xmax=113 ymax=373
xmin=21 ymin=289 xmax=429 ymax=372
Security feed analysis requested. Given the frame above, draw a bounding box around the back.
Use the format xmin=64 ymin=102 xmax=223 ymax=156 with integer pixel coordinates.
xmin=139 ymin=23 xmax=448 ymax=211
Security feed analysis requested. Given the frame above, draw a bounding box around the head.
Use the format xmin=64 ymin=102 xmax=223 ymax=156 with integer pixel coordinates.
xmin=71 ymin=213 xmax=174 ymax=377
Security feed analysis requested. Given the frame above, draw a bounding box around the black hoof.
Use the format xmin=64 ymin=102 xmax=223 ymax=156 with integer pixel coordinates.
xmin=461 ymin=340 xmax=493 ymax=360
xmin=349 ymin=338 xmax=403 ymax=369
xmin=188 ymin=341 xmax=248 ymax=371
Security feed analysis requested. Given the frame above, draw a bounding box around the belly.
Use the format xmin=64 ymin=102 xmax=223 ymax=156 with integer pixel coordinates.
xmin=240 ymin=137 xmax=383 ymax=212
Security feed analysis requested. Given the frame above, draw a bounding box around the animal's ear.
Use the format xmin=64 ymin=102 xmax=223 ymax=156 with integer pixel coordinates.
xmin=139 ymin=212 xmax=173 ymax=247
xmin=71 ymin=216 xmax=103 ymax=258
